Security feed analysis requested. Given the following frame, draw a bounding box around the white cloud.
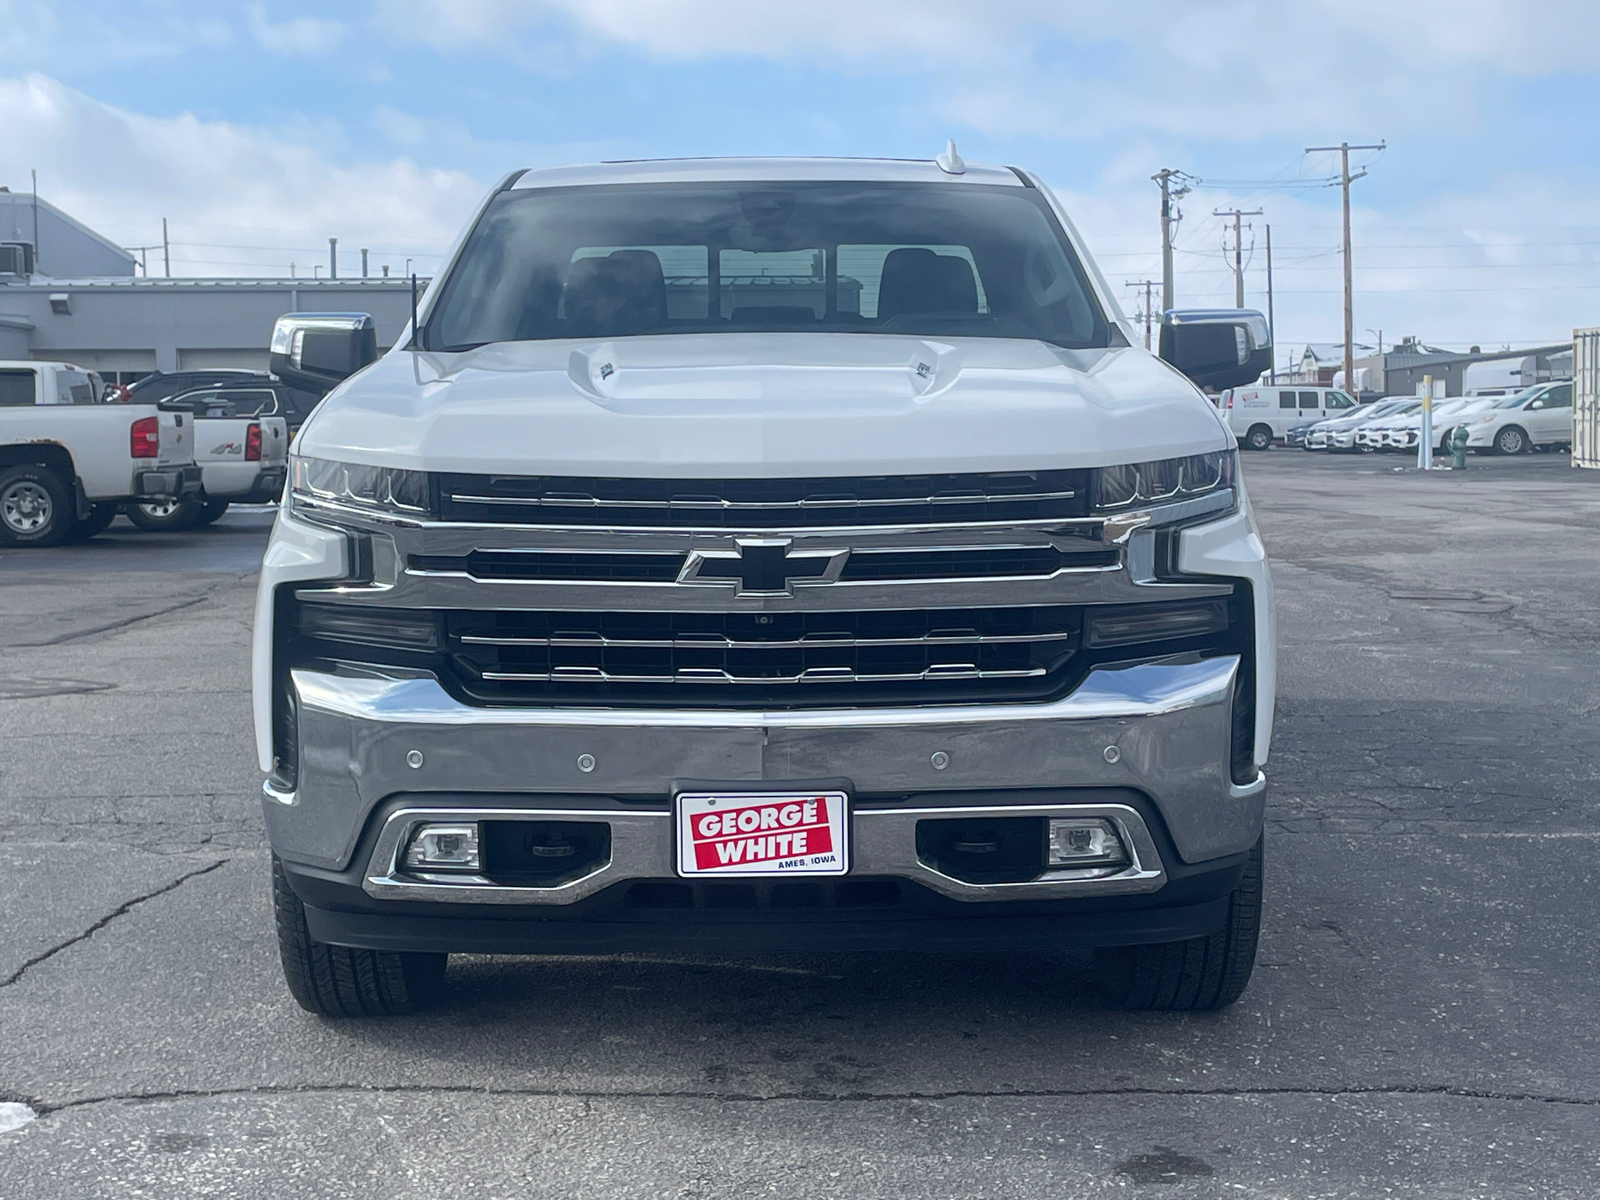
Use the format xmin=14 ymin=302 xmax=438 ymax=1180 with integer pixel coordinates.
xmin=370 ymin=0 xmax=1600 ymax=139
xmin=0 ymin=74 xmax=482 ymax=277
xmin=246 ymin=3 xmax=344 ymax=55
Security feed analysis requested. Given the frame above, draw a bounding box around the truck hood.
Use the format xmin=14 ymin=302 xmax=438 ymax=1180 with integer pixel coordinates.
xmin=296 ymin=333 xmax=1231 ymax=476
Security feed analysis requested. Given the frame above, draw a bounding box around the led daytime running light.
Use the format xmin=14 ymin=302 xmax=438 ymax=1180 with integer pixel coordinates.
xmin=290 ymin=456 xmax=430 ymax=516
xmin=1095 ymin=450 xmax=1235 ymax=511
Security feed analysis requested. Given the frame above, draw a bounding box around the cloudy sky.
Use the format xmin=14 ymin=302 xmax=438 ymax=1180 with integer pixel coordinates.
xmin=4 ymin=0 xmax=1599 ymax=356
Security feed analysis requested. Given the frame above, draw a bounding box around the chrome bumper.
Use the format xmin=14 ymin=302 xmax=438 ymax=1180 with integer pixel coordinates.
xmin=360 ymin=799 xmax=1166 ymax=905
xmin=265 ymin=654 xmax=1264 ymax=881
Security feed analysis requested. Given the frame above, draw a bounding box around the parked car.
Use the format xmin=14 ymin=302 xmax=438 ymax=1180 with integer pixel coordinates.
xmin=1304 ymin=398 xmax=1416 ymax=451
xmin=114 ymin=369 xmax=268 ymax=405
xmin=1220 ymin=384 xmax=1360 ymax=450
xmin=255 ymin=155 xmax=1278 ymax=1018
xmin=127 ymin=383 xmax=291 ymax=530
xmin=0 ymin=359 xmax=199 ymax=546
xmin=1456 ymin=381 xmax=1573 ymax=454
xmin=1385 ymin=397 xmax=1498 ymax=453
xmin=114 ymin=371 xmax=323 ymax=437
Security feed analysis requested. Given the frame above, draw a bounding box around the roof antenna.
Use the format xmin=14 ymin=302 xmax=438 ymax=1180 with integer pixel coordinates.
xmin=936 ymin=139 xmax=966 ymax=175
xmin=408 ymin=272 xmax=419 ymax=350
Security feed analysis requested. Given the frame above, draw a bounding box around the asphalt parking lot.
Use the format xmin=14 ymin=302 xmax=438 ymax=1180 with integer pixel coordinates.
xmin=1 ymin=455 xmax=1598 ymax=1198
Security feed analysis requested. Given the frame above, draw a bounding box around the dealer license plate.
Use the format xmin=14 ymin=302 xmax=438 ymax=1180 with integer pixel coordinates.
xmin=675 ymin=791 xmax=849 ymax=878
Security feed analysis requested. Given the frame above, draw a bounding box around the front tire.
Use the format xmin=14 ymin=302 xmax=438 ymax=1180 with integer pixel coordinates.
xmin=1243 ymin=425 xmax=1273 ymax=452
xmin=127 ymin=498 xmax=200 ymax=532
xmin=0 ymin=464 xmax=73 ymax=547
xmin=1494 ymin=425 xmax=1528 ymax=455
xmin=272 ymin=856 xmax=446 ymax=1017
xmin=1096 ymin=836 xmax=1263 ymax=1011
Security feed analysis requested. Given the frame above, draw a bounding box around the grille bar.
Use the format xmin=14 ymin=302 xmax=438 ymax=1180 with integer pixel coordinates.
xmin=477 ymin=664 xmax=1048 ymax=685
xmin=458 ymin=628 xmax=1080 ymax=650
xmin=446 ymin=488 xmax=1082 ymax=512
xmin=437 ymin=470 xmax=1091 ymax=529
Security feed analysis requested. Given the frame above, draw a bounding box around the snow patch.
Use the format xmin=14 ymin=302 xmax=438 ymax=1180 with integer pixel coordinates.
xmin=0 ymin=1102 xmax=37 ymax=1133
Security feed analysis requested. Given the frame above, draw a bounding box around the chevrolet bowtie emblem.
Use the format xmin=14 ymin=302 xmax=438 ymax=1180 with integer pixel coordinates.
xmin=679 ymin=538 xmax=850 ymax=595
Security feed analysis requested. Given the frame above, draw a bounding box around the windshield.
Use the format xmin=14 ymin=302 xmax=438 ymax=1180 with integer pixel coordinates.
xmin=424 ymin=182 xmax=1111 ymax=351
xmin=1493 ymin=386 xmax=1543 ymax=409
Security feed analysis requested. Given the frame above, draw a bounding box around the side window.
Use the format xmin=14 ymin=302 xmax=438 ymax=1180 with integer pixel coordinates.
xmin=1278 ymin=390 xmax=1298 ymax=409
xmin=1326 ymin=390 xmax=1356 ymax=410
xmin=0 ymin=369 xmax=38 ymax=406
xmin=1546 ymin=384 xmax=1572 ymax=408
xmin=1298 ymin=390 xmax=1320 ymax=408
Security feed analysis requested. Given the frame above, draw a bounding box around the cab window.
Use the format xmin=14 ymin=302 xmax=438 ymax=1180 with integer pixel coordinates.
xmin=1544 ymin=384 xmax=1572 ymax=409
xmin=0 ymin=368 xmax=36 ymax=406
xmin=1325 ymin=390 xmax=1356 ymax=410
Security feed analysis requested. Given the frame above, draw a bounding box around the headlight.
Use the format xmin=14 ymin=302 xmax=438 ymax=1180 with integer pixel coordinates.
xmin=1094 ymin=449 xmax=1236 ymax=516
xmin=289 ymin=455 xmax=431 ymax=519
xmin=1468 ymin=416 xmax=1496 ymax=425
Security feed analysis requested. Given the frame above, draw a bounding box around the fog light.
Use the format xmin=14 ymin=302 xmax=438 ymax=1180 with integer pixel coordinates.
xmin=404 ymin=823 xmax=480 ymax=871
xmin=1047 ymin=818 xmax=1129 ymax=869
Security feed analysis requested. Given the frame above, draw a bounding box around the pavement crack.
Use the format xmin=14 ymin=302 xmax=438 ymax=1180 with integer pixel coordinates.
xmin=0 ymin=859 xmax=227 ymax=989
xmin=18 ymin=1080 xmax=1600 ymax=1117
xmin=16 ymin=595 xmax=213 ymax=649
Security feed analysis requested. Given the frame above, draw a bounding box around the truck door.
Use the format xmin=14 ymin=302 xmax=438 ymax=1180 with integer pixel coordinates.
xmin=1298 ymin=390 xmax=1322 ymax=421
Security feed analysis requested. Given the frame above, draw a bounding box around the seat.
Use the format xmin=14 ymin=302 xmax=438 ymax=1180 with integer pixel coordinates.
xmin=563 ymin=250 xmax=668 ymax=336
xmin=877 ymin=248 xmax=979 ymax=322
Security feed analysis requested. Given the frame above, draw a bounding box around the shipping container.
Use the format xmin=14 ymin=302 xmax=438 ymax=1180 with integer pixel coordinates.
xmin=1576 ymin=328 xmax=1600 ymax=469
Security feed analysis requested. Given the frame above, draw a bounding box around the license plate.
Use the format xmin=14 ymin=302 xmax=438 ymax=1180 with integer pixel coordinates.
xmin=675 ymin=791 xmax=848 ymax=878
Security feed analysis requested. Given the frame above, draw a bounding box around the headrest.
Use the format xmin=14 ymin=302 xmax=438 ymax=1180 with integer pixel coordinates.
xmin=564 ymin=250 xmax=667 ymax=336
xmin=877 ymin=248 xmax=979 ymax=321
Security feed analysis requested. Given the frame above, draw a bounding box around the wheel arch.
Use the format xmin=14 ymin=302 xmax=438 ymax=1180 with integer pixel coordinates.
xmin=0 ymin=441 xmax=75 ymax=481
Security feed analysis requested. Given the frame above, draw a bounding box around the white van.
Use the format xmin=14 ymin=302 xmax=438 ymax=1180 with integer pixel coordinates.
xmin=1219 ymin=385 xmax=1360 ymax=450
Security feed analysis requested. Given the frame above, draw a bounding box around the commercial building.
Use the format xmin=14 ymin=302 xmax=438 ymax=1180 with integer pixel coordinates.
xmin=0 ymin=192 xmax=422 ymax=383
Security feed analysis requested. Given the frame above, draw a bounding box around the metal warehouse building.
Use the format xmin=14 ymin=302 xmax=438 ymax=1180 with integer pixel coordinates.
xmin=1 ymin=191 xmax=421 ymax=382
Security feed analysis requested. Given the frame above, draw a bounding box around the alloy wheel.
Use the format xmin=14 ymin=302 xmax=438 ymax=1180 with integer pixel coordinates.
xmin=1 ymin=481 xmax=52 ymax=534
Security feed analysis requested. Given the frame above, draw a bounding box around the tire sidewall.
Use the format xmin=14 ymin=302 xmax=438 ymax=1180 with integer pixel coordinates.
xmin=128 ymin=498 xmax=200 ymax=531
xmin=1245 ymin=426 xmax=1273 ymax=451
xmin=0 ymin=465 xmax=73 ymax=547
xmin=1496 ymin=426 xmax=1527 ymax=455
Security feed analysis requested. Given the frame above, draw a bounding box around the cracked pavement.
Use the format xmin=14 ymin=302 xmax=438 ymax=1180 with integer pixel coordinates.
xmin=0 ymin=464 xmax=1598 ymax=1197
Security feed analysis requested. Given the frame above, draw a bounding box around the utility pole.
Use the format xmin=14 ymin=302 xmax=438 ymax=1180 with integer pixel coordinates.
xmin=1213 ymin=207 xmax=1263 ymax=308
xmin=329 ymin=237 xmax=338 ymax=279
xmin=1306 ymin=140 xmax=1384 ymax=399
xmin=1124 ymin=279 xmax=1159 ymax=349
xmin=1265 ymin=225 xmax=1276 ymax=383
xmin=1152 ymin=169 xmax=1190 ymax=314
xmin=162 ymin=218 xmax=170 ymax=277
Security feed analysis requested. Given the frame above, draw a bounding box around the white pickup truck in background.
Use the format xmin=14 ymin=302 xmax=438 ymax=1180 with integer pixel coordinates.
xmin=128 ymin=382 xmax=290 ymax=531
xmin=0 ymin=359 xmax=200 ymax=546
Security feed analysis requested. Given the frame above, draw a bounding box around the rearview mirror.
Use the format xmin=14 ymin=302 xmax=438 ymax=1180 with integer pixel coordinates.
xmin=269 ymin=313 xmax=378 ymax=396
xmin=1159 ymin=309 xmax=1272 ymax=391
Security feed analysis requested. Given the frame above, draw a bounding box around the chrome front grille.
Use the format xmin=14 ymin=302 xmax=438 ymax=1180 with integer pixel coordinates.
xmin=287 ymin=469 xmax=1243 ymax=711
xmin=436 ymin=469 xmax=1090 ymax=528
xmin=443 ymin=607 xmax=1081 ymax=707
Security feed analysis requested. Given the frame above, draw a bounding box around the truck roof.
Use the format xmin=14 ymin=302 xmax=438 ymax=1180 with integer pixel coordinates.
xmin=509 ymin=156 xmax=1027 ymax=191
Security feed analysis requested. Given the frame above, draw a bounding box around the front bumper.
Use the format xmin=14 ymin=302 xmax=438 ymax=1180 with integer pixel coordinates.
xmin=134 ymin=464 xmax=202 ymax=499
xmin=266 ymin=653 xmax=1265 ymax=880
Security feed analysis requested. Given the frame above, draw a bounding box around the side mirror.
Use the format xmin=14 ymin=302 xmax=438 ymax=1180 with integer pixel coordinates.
xmin=269 ymin=313 xmax=377 ymax=396
xmin=1159 ymin=309 xmax=1272 ymax=391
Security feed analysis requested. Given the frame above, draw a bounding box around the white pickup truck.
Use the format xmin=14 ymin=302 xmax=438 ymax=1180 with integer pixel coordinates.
xmin=0 ymin=359 xmax=199 ymax=546
xmin=255 ymin=155 xmax=1277 ymax=1019
xmin=127 ymin=382 xmax=290 ymax=531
